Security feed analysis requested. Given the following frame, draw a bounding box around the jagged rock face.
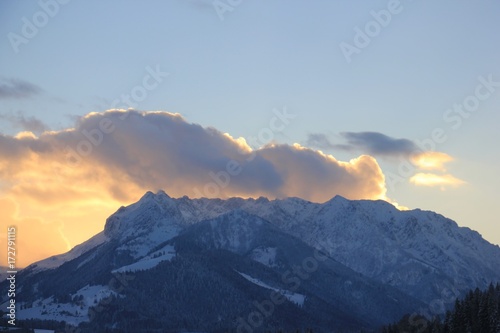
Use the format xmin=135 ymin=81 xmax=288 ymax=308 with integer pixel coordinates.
xmin=5 ymin=191 xmax=500 ymax=332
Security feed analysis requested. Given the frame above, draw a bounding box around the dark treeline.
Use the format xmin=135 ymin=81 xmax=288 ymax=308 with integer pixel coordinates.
xmin=381 ymin=282 xmax=500 ymax=333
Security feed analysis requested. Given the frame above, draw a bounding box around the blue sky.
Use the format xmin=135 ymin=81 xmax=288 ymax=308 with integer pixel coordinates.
xmin=1 ymin=0 xmax=499 ymax=263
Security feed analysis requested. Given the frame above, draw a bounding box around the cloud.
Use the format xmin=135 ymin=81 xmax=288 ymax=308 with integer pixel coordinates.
xmin=410 ymin=151 xmax=454 ymax=171
xmin=339 ymin=132 xmax=418 ymax=156
xmin=1 ymin=110 xmax=388 ymax=202
xmin=304 ymin=133 xmax=337 ymax=151
xmin=409 ymin=173 xmax=465 ymax=187
xmin=0 ymin=111 xmax=49 ymax=134
xmin=0 ymin=78 xmax=42 ymax=99
xmin=306 ymin=131 xmax=464 ymax=188
xmin=0 ymin=110 xmax=392 ymax=266
xmin=306 ymin=131 xmax=418 ymax=157
xmin=258 ymin=144 xmax=386 ymax=202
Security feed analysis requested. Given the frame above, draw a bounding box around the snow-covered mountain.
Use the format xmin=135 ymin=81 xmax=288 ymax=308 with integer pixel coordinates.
xmin=171 ymin=192 xmax=500 ymax=303
xmin=3 ymin=191 xmax=500 ymax=332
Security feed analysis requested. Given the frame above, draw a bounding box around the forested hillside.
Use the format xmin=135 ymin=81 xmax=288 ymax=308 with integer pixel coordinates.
xmin=382 ymin=283 xmax=500 ymax=333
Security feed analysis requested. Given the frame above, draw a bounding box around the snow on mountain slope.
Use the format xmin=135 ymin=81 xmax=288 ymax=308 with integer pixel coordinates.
xmin=112 ymin=244 xmax=175 ymax=273
xmin=27 ymin=231 xmax=108 ymax=273
xmin=17 ymin=284 xmax=117 ymax=325
xmin=236 ymin=271 xmax=306 ymax=306
xmin=249 ymin=246 xmax=278 ymax=268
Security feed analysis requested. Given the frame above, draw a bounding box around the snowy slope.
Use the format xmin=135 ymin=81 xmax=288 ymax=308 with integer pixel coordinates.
xmin=112 ymin=244 xmax=175 ymax=273
xmin=17 ymin=284 xmax=117 ymax=325
xmin=249 ymin=247 xmax=278 ymax=268
xmin=27 ymin=232 xmax=108 ymax=272
xmin=236 ymin=271 xmax=306 ymax=306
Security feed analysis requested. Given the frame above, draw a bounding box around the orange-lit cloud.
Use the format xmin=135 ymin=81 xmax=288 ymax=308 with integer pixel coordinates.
xmin=0 ymin=110 xmax=391 ymax=267
xmin=410 ymin=151 xmax=453 ymax=171
xmin=408 ymin=152 xmax=465 ymax=188
xmin=409 ymin=173 xmax=465 ymax=187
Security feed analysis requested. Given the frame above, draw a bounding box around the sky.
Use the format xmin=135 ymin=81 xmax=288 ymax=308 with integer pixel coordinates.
xmin=0 ymin=0 xmax=499 ymax=267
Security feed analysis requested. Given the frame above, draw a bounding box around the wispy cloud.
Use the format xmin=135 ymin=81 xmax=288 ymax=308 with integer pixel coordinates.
xmin=0 ymin=111 xmax=49 ymax=134
xmin=410 ymin=151 xmax=453 ymax=172
xmin=339 ymin=131 xmax=418 ymax=156
xmin=410 ymin=173 xmax=465 ymax=187
xmin=0 ymin=77 xmax=42 ymax=99
xmin=306 ymin=131 xmax=418 ymax=157
xmin=304 ymin=133 xmax=338 ymax=151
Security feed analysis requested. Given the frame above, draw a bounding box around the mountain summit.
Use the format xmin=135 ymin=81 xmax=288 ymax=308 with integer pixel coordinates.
xmin=3 ymin=191 xmax=499 ymax=332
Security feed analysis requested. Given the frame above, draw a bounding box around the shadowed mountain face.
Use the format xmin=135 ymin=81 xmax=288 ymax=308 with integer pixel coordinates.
xmin=2 ymin=191 xmax=500 ymax=332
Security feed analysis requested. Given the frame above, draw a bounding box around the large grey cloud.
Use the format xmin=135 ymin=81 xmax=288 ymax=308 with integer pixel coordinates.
xmin=0 ymin=110 xmax=388 ymax=203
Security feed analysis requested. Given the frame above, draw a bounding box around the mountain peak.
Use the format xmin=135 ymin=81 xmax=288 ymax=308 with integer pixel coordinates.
xmin=139 ymin=190 xmax=155 ymax=201
xmin=156 ymin=189 xmax=171 ymax=198
xmin=324 ymin=194 xmax=351 ymax=207
xmin=138 ymin=190 xmax=171 ymax=202
xmin=104 ymin=190 xmax=181 ymax=242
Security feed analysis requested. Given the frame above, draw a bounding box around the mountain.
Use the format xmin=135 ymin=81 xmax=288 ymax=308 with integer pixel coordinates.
xmin=2 ymin=191 xmax=499 ymax=332
xmin=247 ymin=195 xmax=500 ymax=304
xmin=173 ymin=193 xmax=500 ymax=304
